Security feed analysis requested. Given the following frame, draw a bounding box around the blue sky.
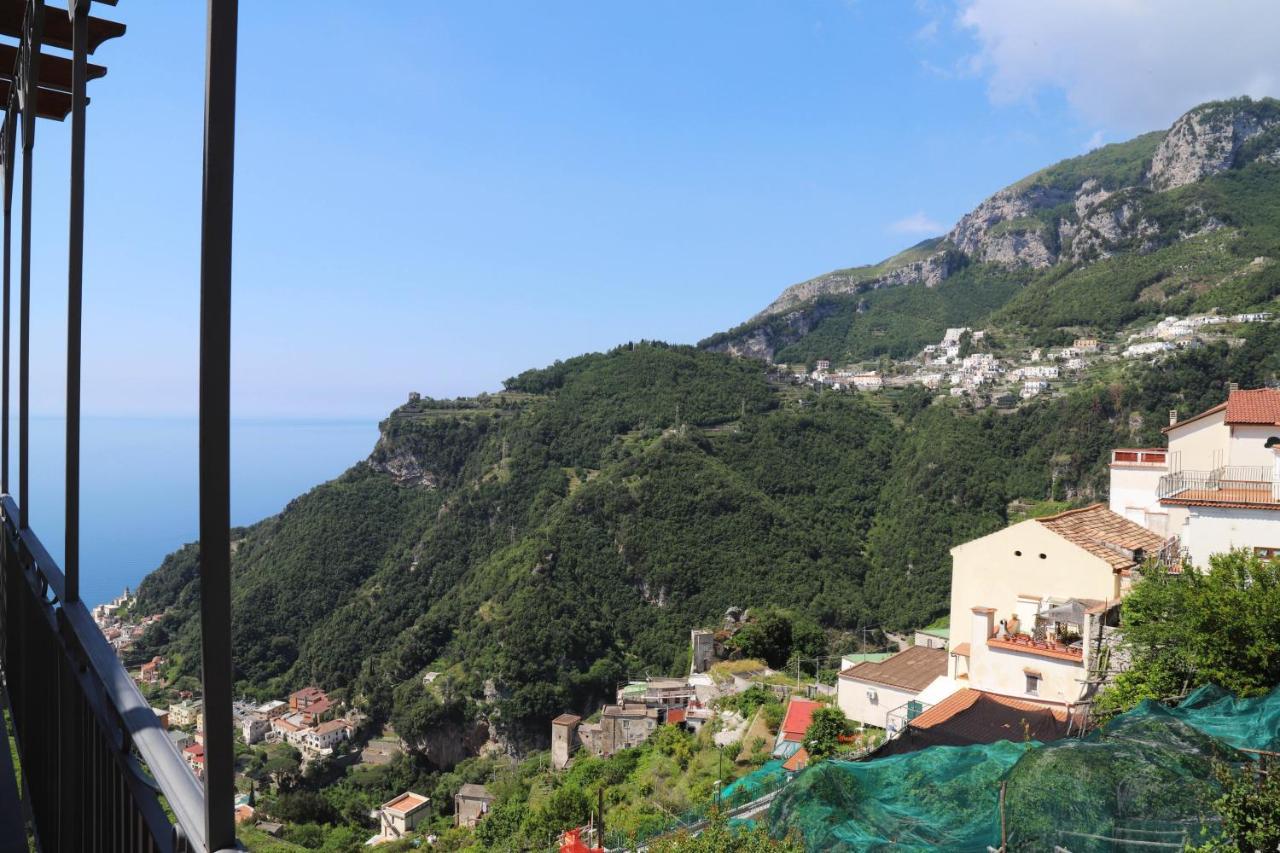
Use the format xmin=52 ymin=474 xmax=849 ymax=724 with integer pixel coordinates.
xmin=19 ymin=1 xmax=1280 ymax=418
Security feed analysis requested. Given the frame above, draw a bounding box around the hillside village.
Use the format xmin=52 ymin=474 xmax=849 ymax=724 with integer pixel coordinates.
xmin=92 ymin=384 xmax=1280 ymax=849
xmin=529 ymin=386 xmax=1280 ymax=850
xmin=779 ymin=311 xmax=1274 ymax=404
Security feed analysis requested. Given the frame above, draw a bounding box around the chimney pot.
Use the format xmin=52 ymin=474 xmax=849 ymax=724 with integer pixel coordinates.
xmin=1169 ymin=409 xmax=1178 ymax=426
xmin=1229 ymin=381 xmax=1239 ymax=392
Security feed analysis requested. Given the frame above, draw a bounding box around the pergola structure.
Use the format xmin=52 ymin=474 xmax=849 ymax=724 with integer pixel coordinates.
xmin=0 ymin=1 xmax=241 ymax=850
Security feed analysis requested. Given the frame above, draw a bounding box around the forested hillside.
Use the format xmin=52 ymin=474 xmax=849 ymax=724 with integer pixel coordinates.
xmin=134 ymin=327 xmax=1280 ymax=756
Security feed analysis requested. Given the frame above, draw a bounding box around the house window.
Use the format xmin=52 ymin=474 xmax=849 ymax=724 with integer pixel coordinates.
xmin=1025 ymin=674 xmax=1040 ymax=696
xmin=1255 ymin=547 xmax=1280 ymax=561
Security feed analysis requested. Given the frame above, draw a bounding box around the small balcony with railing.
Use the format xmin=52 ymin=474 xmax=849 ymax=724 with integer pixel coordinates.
xmin=1157 ymin=465 xmax=1280 ymax=508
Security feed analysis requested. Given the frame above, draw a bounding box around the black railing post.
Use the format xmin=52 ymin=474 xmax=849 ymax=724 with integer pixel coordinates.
xmin=199 ymin=0 xmax=239 ymax=849
xmin=1 ymin=97 xmax=13 ymax=497
xmin=16 ymin=0 xmax=40 ymax=531
xmin=64 ymin=0 xmax=89 ymax=603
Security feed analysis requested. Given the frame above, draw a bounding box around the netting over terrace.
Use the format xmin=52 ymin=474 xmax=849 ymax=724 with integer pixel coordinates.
xmin=763 ymin=684 xmax=1280 ymax=852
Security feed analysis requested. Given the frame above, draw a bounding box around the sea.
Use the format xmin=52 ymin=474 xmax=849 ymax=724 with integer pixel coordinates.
xmin=19 ymin=416 xmax=380 ymax=607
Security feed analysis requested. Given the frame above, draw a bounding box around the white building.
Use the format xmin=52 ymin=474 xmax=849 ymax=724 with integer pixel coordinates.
xmin=1124 ymin=341 xmax=1174 ymax=359
xmin=240 ymin=715 xmax=270 ymax=745
xmin=942 ymin=327 xmax=970 ymax=345
xmin=1109 ymin=388 xmax=1280 ymax=566
xmin=836 ymin=646 xmax=947 ymax=730
xmin=1022 ymin=365 xmax=1059 ymax=380
xmin=852 ymin=372 xmax=883 ymax=391
xmin=948 ymin=505 xmax=1167 ymax=706
xmin=1022 ymin=380 xmax=1049 ymax=399
xmin=302 ymin=719 xmax=349 ymax=754
xmin=378 ymin=792 xmax=431 ymax=841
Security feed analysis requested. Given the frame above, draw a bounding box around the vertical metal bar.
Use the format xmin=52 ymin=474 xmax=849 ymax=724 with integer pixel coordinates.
xmin=1 ymin=99 xmax=13 ymax=496
xmin=199 ymin=1 xmax=238 ymax=848
xmin=64 ymin=0 xmax=89 ymax=603
xmin=17 ymin=0 xmax=40 ymax=531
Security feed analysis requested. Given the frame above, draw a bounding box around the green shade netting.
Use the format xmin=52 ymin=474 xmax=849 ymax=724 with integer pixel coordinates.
xmin=765 ymin=684 xmax=1280 ymax=852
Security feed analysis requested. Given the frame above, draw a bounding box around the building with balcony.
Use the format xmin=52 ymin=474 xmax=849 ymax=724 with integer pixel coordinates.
xmin=947 ymin=504 xmax=1167 ymax=706
xmin=1109 ymin=388 xmax=1280 ymax=566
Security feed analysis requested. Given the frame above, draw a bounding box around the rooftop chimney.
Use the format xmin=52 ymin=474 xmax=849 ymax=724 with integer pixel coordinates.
xmin=1228 ymin=381 xmax=1240 ymax=392
xmin=1169 ymin=409 xmax=1178 ymax=426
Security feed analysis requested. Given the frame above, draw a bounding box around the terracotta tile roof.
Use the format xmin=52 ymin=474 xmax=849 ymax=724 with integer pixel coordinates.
xmin=1036 ymin=503 xmax=1167 ymax=570
xmin=552 ymin=713 xmax=581 ymax=726
xmin=1225 ymin=388 xmax=1280 ymax=425
xmin=383 ymin=792 xmax=430 ymax=814
xmin=905 ymin=688 xmax=1070 ymax=746
xmin=665 ymin=707 xmax=686 ymax=725
xmin=781 ymin=747 xmax=810 ymax=772
xmin=779 ymin=698 xmax=822 ymax=741
xmin=950 ymin=642 xmax=971 ymax=657
xmin=838 ymin=646 xmax=947 ymax=692
xmin=312 ymin=719 xmax=347 ymax=735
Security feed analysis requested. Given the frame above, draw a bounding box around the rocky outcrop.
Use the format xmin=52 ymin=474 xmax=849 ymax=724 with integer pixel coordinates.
xmin=1148 ymin=99 xmax=1280 ymax=191
xmin=368 ymin=443 xmax=438 ymax=488
xmin=708 ymin=300 xmax=844 ymax=362
xmin=946 ymin=185 xmax=1069 ymax=268
xmin=756 ymin=249 xmax=960 ymax=319
xmin=1067 ymin=188 xmax=1156 ymax=262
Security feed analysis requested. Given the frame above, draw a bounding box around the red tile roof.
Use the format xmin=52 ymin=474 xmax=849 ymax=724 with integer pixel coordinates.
xmin=781 ymin=747 xmax=810 ymax=772
xmin=838 ymin=646 xmax=947 ymax=692
xmin=779 ymin=698 xmax=822 ymax=742
xmin=1036 ymin=504 xmax=1167 ymax=571
xmin=665 ymin=708 xmax=686 ymax=725
xmin=1225 ymin=388 xmax=1280 ymax=426
xmin=906 ymin=688 xmax=1070 ymax=747
xmin=552 ymin=713 xmax=581 ymax=726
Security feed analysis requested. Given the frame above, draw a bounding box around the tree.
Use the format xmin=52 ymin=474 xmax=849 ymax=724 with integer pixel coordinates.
xmin=802 ymin=706 xmax=850 ymax=760
xmin=647 ymin=808 xmax=804 ymax=851
xmin=1096 ymin=549 xmax=1280 ymax=715
xmin=731 ymin=611 xmax=793 ymax=669
xmin=1190 ymin=759 xmax=1280 ymax=852
xmin=474 ymin=798 xmax=528 ymax=849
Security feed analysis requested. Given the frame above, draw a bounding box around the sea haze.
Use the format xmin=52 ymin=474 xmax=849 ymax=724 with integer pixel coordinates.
xmin=18 ymin=416 xmax=378 ymax=607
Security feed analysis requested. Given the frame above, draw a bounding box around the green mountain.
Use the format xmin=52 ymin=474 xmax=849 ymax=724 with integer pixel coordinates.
xmin=701 ymin=97 xmax=1280 ymax=363
xmin=133 ymin=328 xmax=1280 ymax=757
xmin=131 ymin=97 xmax=1280 ymax=762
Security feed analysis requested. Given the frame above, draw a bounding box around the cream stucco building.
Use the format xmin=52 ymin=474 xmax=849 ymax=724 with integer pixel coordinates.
xmin=1109 ymin=388 xmax=1280 ymax=566
xmin=947 ymin=505 xmax=1166 ymax=707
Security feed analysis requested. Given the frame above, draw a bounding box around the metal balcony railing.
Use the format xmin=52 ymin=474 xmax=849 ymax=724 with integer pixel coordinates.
xmin=1157 ymin=466 xmax=1280 ymax=506
xmin=0 ymin=1 xmax=242 ymax=850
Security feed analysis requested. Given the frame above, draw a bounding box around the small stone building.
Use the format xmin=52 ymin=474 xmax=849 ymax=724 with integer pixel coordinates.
xmin=454 ymin=783 xmax=495 ymax=828
xmin=379 ymin=791 xmax=430 ymax=841
xmin=551 ymin=713 xmax=581 ymax=770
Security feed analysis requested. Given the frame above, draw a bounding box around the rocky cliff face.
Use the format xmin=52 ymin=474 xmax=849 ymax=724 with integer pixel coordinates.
xmin=756 ymin=248 xmax=961 ymax=319
xmin=707 ymin=300 xmax=845 ymax=361
xmin=946 ymin=185 xmax=1068 ymax=268
xmin=1148 ymin=101 xmax=1280 ymax=190
xmin=709 ymin=96 xmax=1280 ymax=357
xmin=368 ymin=440 xmax=439 ymax=487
